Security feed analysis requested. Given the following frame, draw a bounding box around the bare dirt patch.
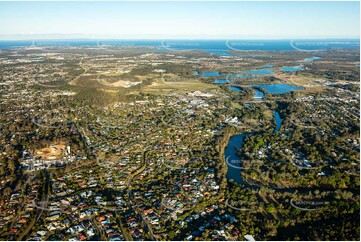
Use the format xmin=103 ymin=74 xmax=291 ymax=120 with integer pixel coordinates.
xmin=34 ymin=143 xmax=67 ymax=160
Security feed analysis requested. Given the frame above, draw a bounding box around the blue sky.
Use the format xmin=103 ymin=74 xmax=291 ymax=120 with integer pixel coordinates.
xmin=0 ymin=1 xmax=359 ymax=39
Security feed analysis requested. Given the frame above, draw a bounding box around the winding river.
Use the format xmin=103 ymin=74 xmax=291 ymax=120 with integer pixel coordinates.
xmin=223 ymin=80 xmax=301 ymax=185
xmin=225 ymin=111 xmax=283 ymax=185
xmin=220 ymin=73 xmax=355 ymax=197
xmin=224 ymin=134 xmax=249 ymax=185
xmin=274 ymin=111 xmax=282 ymax=133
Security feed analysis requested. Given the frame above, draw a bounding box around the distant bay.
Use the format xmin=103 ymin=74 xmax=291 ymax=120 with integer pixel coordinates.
xmin=0 ymin=39 xmax=359 ymax=55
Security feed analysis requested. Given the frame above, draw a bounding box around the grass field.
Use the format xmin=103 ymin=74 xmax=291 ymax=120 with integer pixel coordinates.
xmin=230 ymin=101 xmax=243 ymax=109
xmin=141 ymin=77 xmax=218 ymax=94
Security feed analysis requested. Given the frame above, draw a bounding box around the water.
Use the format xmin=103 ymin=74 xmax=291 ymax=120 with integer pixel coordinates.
xmin=251 ymin=84 xmax=302 ymax=94
xmin=261 ymin=64 xmax=275 ymax=68
xmin=281 ymin=66 xmax=303 ymax=72
xmin=227 ymin=74 xmax=254 ymax=79
xmin=246 ymin=68 xmax=274 ymax=75
xmin=227 ymin=68 xmax=274 ymax=79
xmin=205 ymin=49 xmax=234 ymax=56
xmin=274 ymin=111 xmax=282 ymax=133
xmin=225 ymin=112 xmax=282 ymax=185
xmin=228 ymin=86 xmax=242 ymax=92
xmin=225 ymin=132 xmax=338 ymax=193
xmin=253 ymin=88 xmax=265 ymax=100
xmin=213 ymin=79 xmax=229 ymax=84
xmin=0 ymin=39 xmax=162 ymax=49
xmin=0 ymin=39 xmax=358 ymax=53
xmin=193 ymin=71 xmax=199 ymax=76
xmin=202 ymin=71 xmax=221 ymax=77
xmin=228 ymin=83 xmax=300 ymax=98
xmin=226 ymin=67 xmax=274 ymax=80
xmin=225 ymin=134 xmax=248 ymax=184
xmin=304 ymin=56 xmax=322 ymax=62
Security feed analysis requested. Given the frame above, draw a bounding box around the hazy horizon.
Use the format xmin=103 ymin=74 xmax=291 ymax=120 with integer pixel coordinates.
xmin=0 ymin=34 xmax=360 ymax=41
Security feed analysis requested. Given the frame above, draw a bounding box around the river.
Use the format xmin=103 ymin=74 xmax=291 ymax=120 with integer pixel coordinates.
xmin=274 ymin=111 xmax=282 ymax=133
xmin=224 ymin=134 xmax=248 ymax=185
xmin=225 ymin=111 xmax=283 ymax=185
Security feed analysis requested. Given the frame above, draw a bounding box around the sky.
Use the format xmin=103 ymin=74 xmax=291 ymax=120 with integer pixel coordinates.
xmin=0 ymin=1 xmax=359 ymax=40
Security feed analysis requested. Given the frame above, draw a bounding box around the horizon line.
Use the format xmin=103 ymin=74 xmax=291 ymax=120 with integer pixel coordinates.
xmin=0 ymin=37 xmax=360 ymax=41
